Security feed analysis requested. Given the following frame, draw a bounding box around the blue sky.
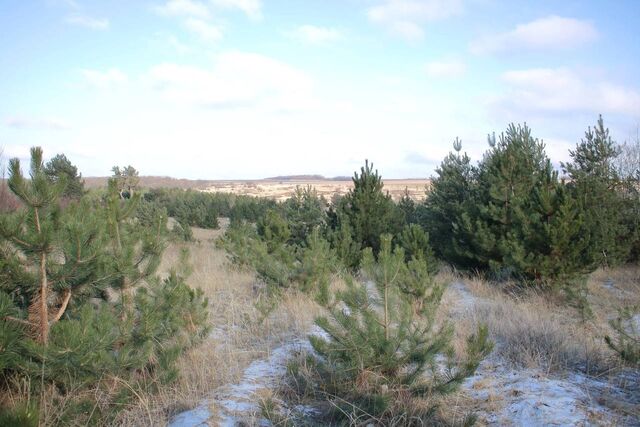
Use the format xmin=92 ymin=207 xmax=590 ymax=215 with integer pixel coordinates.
xmin=1 ymin=0 xmax=639 ymax=179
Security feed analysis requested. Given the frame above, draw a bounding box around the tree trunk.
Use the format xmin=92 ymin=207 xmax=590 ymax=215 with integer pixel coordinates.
xmin=33 ymin=207 xmax=49 ymax=345
xmin=39 ymin=252 xmax=49 ymax=344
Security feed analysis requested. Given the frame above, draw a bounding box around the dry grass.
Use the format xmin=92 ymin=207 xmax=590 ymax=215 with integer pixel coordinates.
xmin=113 ymin=223 xmax=324 ymax=426
xmin=436 ymin=267 xmax=640 ymax=426
xmin=22 ymin=231 xmax=637 ymax=425
xmin=441 ymin=267 xmax=640 ymax=375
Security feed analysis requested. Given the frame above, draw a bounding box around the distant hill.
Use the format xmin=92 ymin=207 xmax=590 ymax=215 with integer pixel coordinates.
xmin=263 ymin=174 xmax=327 ymax=181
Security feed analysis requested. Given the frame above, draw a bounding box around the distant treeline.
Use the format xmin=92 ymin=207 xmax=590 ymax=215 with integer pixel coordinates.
xmin=142 ymin=188 xmax=277 ymax=229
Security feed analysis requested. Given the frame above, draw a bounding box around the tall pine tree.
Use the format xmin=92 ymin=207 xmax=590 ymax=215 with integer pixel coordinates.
xmin=334 ymin=160 xmax=402 ymax=267
xmin=562 ymin=115 xmax=630 ymax=266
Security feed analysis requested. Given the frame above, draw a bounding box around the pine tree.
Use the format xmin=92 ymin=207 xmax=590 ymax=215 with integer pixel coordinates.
xmin=429 ymin=126 xmax=596 ymax=287
xmin=396 ymin=223 xmax=438 ymax=276
xmin=111 ymin=165 xmax=140 ymax=199
xmin=562 ymin=115 xmax=629 ymax=266
xmin=309 ymin=235 xmax=492 ymax=423
xmin=44 ymin=154 xmax=85 ymax=200
xmin=1 ymin=148 xmax=77 ymax=344
xmin=327 ymin=212 xmax=362 ymax=270
xmin=104 ymin=178 xmax=164 ymax=314
xmin=297 ymin=227 xmax=336 ymax=305
xmin=281 ymin=186 xmax=327 ymax=246
xmin=423 ymin=138 xmax=478 ymax=268
xmin=0 ymin=148 xmax=209 ymax=424
xmin=397 ymin=188 xmax=416 ymax=225
xmin=335 ymin=160 xmax=402 ymax=265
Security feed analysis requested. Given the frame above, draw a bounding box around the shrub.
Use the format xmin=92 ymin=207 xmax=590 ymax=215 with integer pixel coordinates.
xmin=303 ymin=236 xmax=492 ymax=424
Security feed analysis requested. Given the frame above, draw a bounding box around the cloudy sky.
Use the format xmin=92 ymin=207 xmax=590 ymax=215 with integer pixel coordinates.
xmin=1 ymin=0 xmax=639 ymax=179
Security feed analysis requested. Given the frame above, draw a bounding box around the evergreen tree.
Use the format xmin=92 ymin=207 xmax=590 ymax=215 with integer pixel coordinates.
xmin=104 ymin=178 xmax=164 ymax=313
xmin=423 ymin=138 xmax=478 ymax=268
xmin=111 ymin=165 xmax=140 ymax=199
xmin=616 ymin=135 xmax=640 ymax=262
xmin=562 ymin=115 xmax=630 ymax=266
xmin=297 ymin=227 xmax=336 ymax=306
xmin=1 ymin=148 xmax=83 ymax=343
xmin=428 ymin=126 xmax=595 ymax=287
xmin=397 ymin=187 xmax=417 ymax=225
xmin=44 ymin=154 xmax=85 ymax=200
xmin=327 ymin=212 xmax=362 ymax=270
xmin=281 ymin=186 xmax=327 ymax=246
xmin=0 ymin=148 xmax=209 ymax=424
xmin=335 ymin=160 xmax=401 ymax=265
xmin=397 ymin=223 xmax=438 ymax=275
xmin=308 ymin=235 xmax=491 ymax=423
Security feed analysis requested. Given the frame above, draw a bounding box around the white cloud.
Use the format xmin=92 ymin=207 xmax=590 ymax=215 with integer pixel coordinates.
xmin=147 ymin=51 xmax=314 ymax=111
xmin=289 ymin=25 xmax=342 ymax=44
xmin=492 ymin=67 xmax=640 ymax=117
xmin=470 ymin=16 xmax=598 ymax=55
xmin=367 ymin=0 xmax=463 ymax=41
xmin=81 ymin=68 xmax=128 ymax=89
xmin=165 ymin=34 xmax=193 ymax=53
xmin=184 ymin=18 xmax=223 ymax=41
xmin=210 ymin=0 xmax=262 ymax=20
xmin=65 ymin=14 xmax=109 ymax=30
xmin=4 ymin=116 xmax=70 ymax=131
xmin=425 ymin=59 xmax=466 ymax=78
xmin=154 ymin=0 xmax=211 ymax=18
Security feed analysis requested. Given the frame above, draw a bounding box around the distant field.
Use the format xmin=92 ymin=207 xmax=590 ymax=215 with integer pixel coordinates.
xmin=202 ymin=178 xmax=430 ymax=201
xmin=84 ymin=176 xmax=431 ymax=201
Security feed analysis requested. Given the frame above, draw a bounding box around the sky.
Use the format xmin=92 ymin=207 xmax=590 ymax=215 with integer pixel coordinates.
xmin=1 ymin=0 xmax=639 ymax=179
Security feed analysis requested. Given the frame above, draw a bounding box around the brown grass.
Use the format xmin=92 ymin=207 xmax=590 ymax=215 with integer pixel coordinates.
xmin=440 ymin=265 xmax=640 ymax=378
xmin=444 ymin=272 xmax=623 ymax=374
xmin=113 ymin=223 xmax=324 ymax=426
xmin=17 ymin=228 xmax=637 ymax=425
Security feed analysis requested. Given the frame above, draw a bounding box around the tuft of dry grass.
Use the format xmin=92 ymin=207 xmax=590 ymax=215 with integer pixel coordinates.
xmin=442 ymin=270 xmax=626 ymax=375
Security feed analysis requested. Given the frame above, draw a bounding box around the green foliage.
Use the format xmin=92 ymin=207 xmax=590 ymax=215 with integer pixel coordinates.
xmin=111 ymin=165 xmax=140 ymax=199
xmin=220 ymin=218 xmax=338 ymax=302
xmin=0 ymin=292 xmax=26 ymax=373
xmin=327 ymin=212 xmax=362 ymax=271
xmin=307 ymin=235 xmax=492 ymax=424
xmin=0 ymin=403 xmax=38 ymax=427
xmin=397 ymin=188 xmax=417 ymax=225
xmin=605 ymin=305 xmax=640 ymax=365
xmin=257 ymin=209 xmax=291 ymax=250
xmin=425 ymin=125 xmax=598 ymax=289
xmin=173 ymin=216 xmax=194 ymax=242
xmin=144 ymin=189 xmax=221 ymax=229
xmin=422 ymin=138 xmax=478 ymax=268
xmin=44 ymin=154 xmax=85 ymax=200
xmin=280 ymin=186 xmax=327 ymax=246
xmin=0 ymin=148 xmax=209 ymax=425
xmin=397 ymin=224 xmax=438 ymax=275
xmin=333 ymin=160 xmax=402 ymax=268
xmin=562 ymin=115 xmax=631 ymax=266
xmin=298 ymin=228 xmax=336 ymax=306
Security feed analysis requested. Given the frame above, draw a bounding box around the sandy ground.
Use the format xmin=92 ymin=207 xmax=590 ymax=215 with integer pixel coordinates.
xmin=201 ymin=179 xmax=430 ymax=202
